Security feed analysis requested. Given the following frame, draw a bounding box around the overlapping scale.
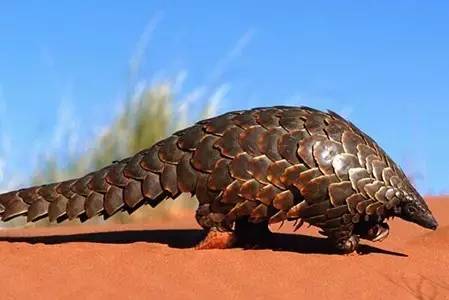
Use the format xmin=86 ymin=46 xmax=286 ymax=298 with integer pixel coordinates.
xmin=0 ymin=105 xmax=420 ymax=245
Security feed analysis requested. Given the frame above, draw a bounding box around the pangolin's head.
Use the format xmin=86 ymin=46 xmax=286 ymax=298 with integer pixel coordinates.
xmin=394 ymin=184 xmax=438 ymax=230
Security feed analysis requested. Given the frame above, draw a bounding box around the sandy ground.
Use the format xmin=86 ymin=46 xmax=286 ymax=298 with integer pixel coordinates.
xmin=0 ymin=197 xmax=448 ymax=300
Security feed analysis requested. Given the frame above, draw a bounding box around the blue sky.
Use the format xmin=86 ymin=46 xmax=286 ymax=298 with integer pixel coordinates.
xmin=0 ymin=1 xmax=448 ymax=194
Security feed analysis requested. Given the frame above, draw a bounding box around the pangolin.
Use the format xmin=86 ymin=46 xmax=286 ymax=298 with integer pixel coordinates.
xmin=0 ymin=106 xmax=438 ymax=253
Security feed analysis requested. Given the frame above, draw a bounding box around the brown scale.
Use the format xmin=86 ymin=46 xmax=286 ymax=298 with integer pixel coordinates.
xmin=385 ymin=188 xmax=396 ymax=201
xmin=71 ymin=174 xmax=94 ymax=196
xmin=341 ymin=130 xmax=365 ymax=156
xmin=256 ymin=184 xmax=281 ymax=206
xmin=324 ymin=118 xmax=348 ymax=142
xmin=266 ymin=159 xmax=291 ymax=189
xmin=249 ymin=203 xmax=268 ymax=223
xmin=0 ymin=106 xmax=434 ymax=255
xmin=67 ymin=194 xmax=86 ymax=220
xmin=346 ymin=193 xmax=365 ymax=214
xmin=191 ymin=135 xmax=221 ymax=172
xmin=348 ymin=168 xmax=370 ymax=191
xmin=214 ymin=126 xmax=244 ymax=158
xmin=277 ymin=130 xmax=309 ymax=164
xmin=18 ymin=187 xmax=41 ymax=204
xmin=104 ymin=185 xmax=124 ymax=216
xmin=79 ymin=194 xmax=99 ymax=219
xmin=122 ymin=180 xmax=144 ymax=208
xmin=256 ymin=127 xmax=284 ymax=161
xmin=269 ymin=210 xmax=287 ymax=224
xmin=328 ymin=181 xmax=354 ymax=206
xmin=28 ymin=199 xmax=50 ymax=222
xmin=201 ymin=112 xmax=238 ymax=136
xmin=382 ymin=167 xmax=395 ymax=186
xmin=365 ymin=154 xmax=380 ymax=175
xmin=327 ymin=205 xmax=350 ymax=219
xmin=364 ymin=181 xmax=385 ymax=200
xmin=57 ymin=180 xmax=77 ymax=199
xmin=160 ymin=164 xmax=179 ymax=197
xmin=356 ymin=143 xmax=377 ymax=169
xmin=37 ymin=183 xmax=60 ymax=202
xmin=142 ymin=172 xmax=164 ymax=200
xmin=253 ymin=108 xmax=282 ymax=129
xmin=304 ymin=113 xmax=327 ymax=136
xmin=231 ymin=112 xmax=258 ymax=129
xmin=176 ymin=153 xmax=198 ymax=193
xmin=356 ymin=199 xmax=376 ymax=214
xmin=313 ymin=139 xmax=344 ymax=175
xmin=105 ymin=163 xmax=130 ymax=187
xmin=48 ymin=196 xmax=69 ymax=222
xmin=366 ymin=202 xmax=383 ymax=216
xmin=122 ymin=153 xmax=147 ymax=181
xmin=140 ymin=146 xmax=165 ymax=173
xmin=279 ymin=116 xmax=305 ymax=132
xmin=332 ymin=153 xmax=360 ymax=181
xmin=222 ymin=180 xmax=244 ymax=204
xmin=88 ymin=167 xmax=111 ymax=193
xmin=297 ymin=135 xmax=327 ymax=168
xmin=176 ymin=125 xmax=204 ymax=151
xmin=195 ymin=173 xmax=219 ymax=205
xmin=226 ymin=200 xmax=258 ymax=221
xmin=239 ymin=179 xmax=261 ymax=200
xmin=272 ymin=190 xmax=295 ymax=211
xmin=238 ymin=125 xmax=265 ymax=156
xmin=294 ymin=168 xmax=322 ymax=192
xmin=356 ymin=177 xmax=375 ymax=197
xmin=208 ymin=158 xmax=232 ymax=191
xmin=229 ymin=152 xmax=252 ymax=180
xmin=298 ymin=201 xmax=330 ymax=219
xmin=371 ymin=159 xmax=387 ymax=181
xmin=287 ymin=201 xmax=307 ymax=219
xmin=247 ymin=155 xmax=272 ymax=184
xmin=301 ymin=174 xmax=339 ymax=204
xmin=280 ymin=164 xmax=308 ymax=187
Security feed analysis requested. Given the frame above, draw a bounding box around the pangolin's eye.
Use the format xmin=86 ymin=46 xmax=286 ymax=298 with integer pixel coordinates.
xmin=406 ymin=205 xmax=417 ymax=214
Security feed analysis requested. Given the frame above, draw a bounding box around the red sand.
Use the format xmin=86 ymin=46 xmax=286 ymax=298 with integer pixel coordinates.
xmin=0 ymin=197 xmax=448 ymax=300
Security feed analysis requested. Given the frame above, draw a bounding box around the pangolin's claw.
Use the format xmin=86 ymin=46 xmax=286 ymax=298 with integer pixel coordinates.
xmin=293 ymin=219 xmax=304 ymax=232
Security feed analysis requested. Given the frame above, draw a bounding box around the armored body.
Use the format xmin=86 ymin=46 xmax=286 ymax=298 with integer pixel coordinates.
xmin=0 ymin=106 xmax=438 ymax=253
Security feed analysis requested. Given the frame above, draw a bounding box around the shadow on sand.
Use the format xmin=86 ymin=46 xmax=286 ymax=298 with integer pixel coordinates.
xmin=0 ymin=229 xmax=407 ymax=257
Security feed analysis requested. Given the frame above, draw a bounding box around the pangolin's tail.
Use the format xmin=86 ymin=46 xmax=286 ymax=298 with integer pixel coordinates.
xmin=0 ymin=135 xmax=198 ymax=223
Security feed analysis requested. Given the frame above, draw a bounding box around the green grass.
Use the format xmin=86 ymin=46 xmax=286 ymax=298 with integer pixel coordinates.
xmin=30 ymin=82 xmax=214 ymax=226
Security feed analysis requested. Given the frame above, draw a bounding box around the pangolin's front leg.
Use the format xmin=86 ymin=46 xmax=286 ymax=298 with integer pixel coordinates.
xmin=334 ymin=234 xmax=360 ymax=254
xmin=323 ymin=223 xmax=360 ymax=254
xmin=328 ymin=221 xmax=390 ymax=253
xmin=359 ymin=222 xmax=390 ymax=242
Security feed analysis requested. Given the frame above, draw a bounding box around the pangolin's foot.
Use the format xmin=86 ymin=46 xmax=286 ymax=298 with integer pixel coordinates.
xmin=334 ymin=235 xmax=360 ymax=254
xmin=195 ymin=227 xmax=236 ymax=250
xmin=195 ymin=219 xmax=272 ymax=250
xmin=234 ymin=219 xmax=272 ymax=249
xmin=362 ymin=223 xmax=390 ymax=242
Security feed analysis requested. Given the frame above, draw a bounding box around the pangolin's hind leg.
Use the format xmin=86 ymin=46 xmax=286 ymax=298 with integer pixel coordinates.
xmin=195 ymin=215 xmax=271 ymax=250
xmin=234 ymin=218 xmax=272 ymax=248
xmin=194 ymin=204 xmax=236 ymax=250
xmin=195 ymin=227 xmax=237 ymax=250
